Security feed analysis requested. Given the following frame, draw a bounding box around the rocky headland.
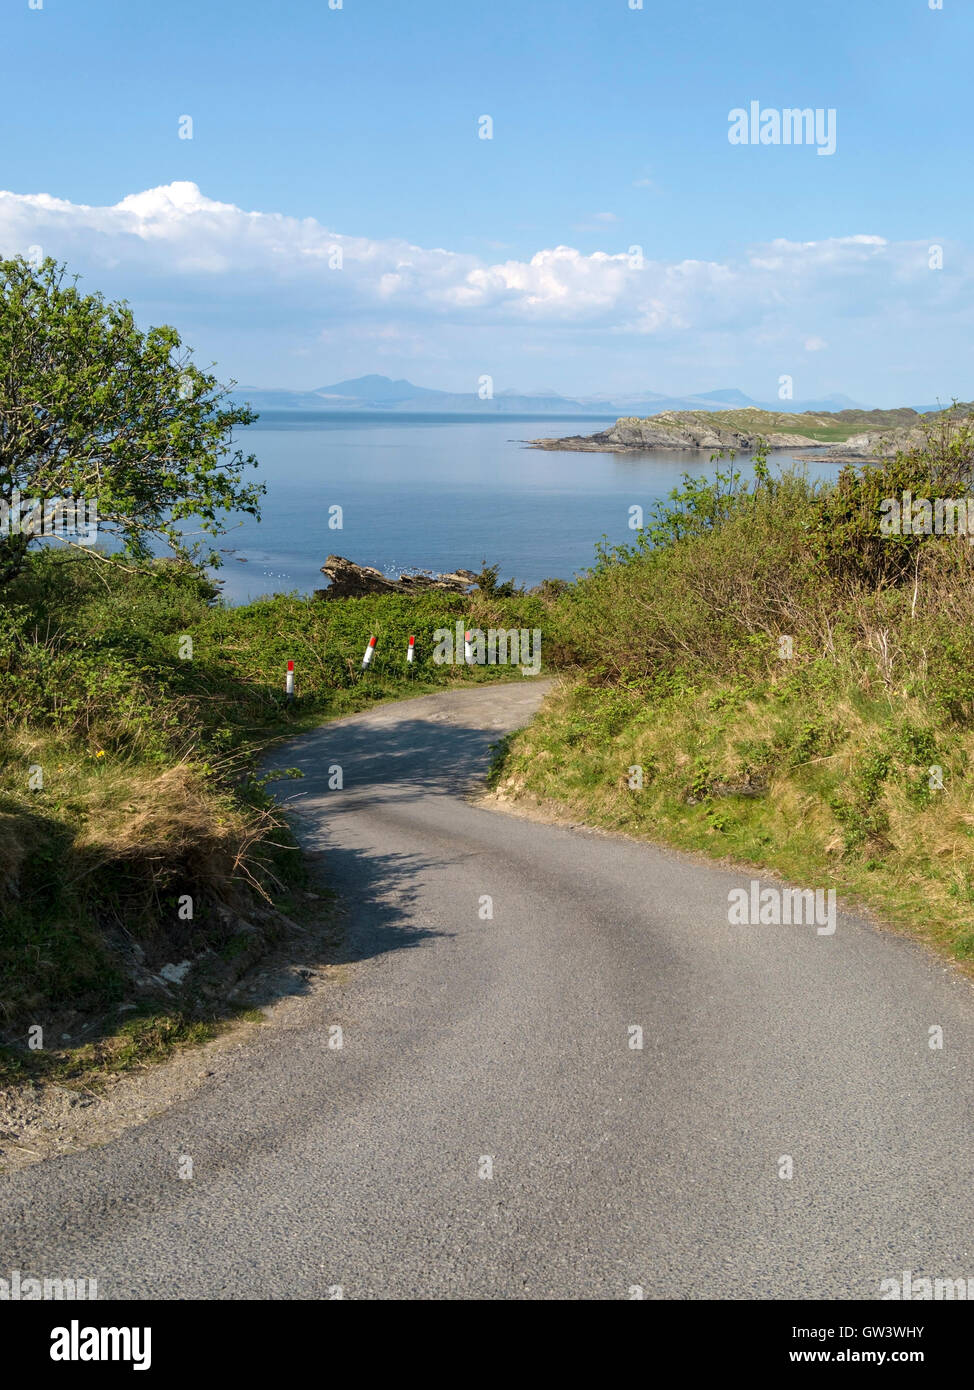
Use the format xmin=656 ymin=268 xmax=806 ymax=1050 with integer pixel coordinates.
xmin=528 ymin=403 xmax=974 ymax=461
xmin=529 ymin=411 xmax=820 ymax=453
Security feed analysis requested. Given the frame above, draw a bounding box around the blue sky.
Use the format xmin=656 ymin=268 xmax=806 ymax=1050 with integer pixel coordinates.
xmin=1 ymin=0 xmax=970 ymax=404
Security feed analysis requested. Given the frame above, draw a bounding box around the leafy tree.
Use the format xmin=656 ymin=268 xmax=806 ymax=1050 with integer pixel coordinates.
xmin=0 ymin=256 xmax=263 ymax=586
xmin=810 ymin=411 xmax=974 ymax=586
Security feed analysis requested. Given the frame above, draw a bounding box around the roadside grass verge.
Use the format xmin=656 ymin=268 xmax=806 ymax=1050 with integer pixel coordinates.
xmin=0 ymin=1007 xmax=264 ymax=1091
xmin=492 ymin=673 xmax=974 ymax=967
xmin=493 ymin=425 xmax=974 ymax=971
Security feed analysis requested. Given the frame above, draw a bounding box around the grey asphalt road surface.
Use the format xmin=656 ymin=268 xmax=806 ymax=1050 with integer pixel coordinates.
xmin=3 ymin=680 xmax=974 ymax=1299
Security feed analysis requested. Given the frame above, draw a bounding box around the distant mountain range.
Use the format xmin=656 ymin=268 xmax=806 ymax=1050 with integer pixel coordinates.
xmin=232 ymin=374 xmax=879 ymax=417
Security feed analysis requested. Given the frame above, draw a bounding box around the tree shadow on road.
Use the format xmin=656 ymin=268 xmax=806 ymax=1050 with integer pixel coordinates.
xmin=262 ymin=715 xmax=516 ymax=803
xmin=232 ymin=710 xmax=533 ymax=1002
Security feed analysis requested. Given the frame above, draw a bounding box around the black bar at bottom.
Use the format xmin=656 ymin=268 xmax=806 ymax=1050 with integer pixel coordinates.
xmin=5 ymin=1298 xmax=967 ymax=1375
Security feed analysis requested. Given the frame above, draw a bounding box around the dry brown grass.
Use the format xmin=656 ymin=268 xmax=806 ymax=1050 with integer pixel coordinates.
xmin=71 ymin=762 xmax=287 ymax=906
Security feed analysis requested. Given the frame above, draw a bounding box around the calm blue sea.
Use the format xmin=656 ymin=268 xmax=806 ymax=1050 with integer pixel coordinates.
xmin=210 ymin=412 xmax=842 ymax=604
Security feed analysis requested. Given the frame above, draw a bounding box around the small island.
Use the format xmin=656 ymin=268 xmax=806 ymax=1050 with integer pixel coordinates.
xmin=527 ymin=404 xmax=962 ymax=460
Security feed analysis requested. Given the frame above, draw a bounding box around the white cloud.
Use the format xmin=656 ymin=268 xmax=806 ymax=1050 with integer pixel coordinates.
xmin=0 ymin=183 xmax=969 ymax=391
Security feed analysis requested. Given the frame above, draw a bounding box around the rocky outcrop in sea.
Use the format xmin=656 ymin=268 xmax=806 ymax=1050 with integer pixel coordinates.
xmin=529 ymin=411 xmax=820 ymax=453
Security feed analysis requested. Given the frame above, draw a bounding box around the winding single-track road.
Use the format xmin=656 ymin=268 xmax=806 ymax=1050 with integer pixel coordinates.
xmin=3 ymin=681 xmax=973 ymax=1299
